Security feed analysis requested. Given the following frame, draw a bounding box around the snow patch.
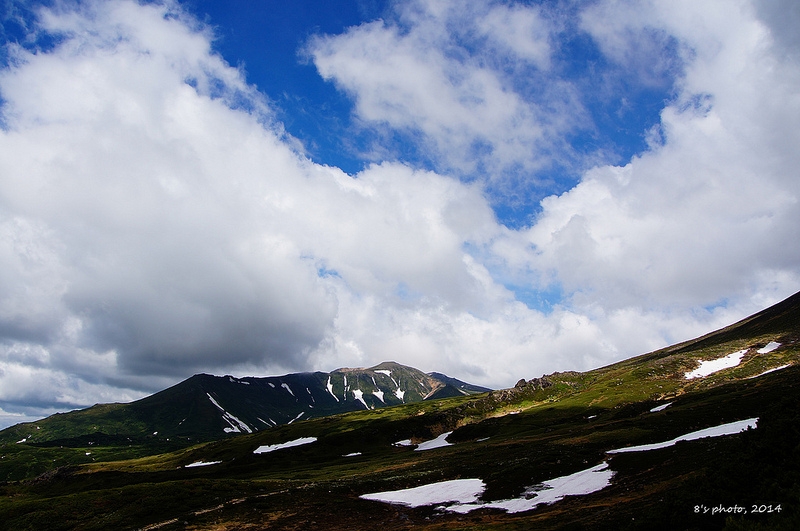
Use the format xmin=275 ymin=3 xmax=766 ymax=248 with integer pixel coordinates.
xmin=749 ymin=364 xmax=791 ymax=379
xmin=326 ymin=376 xmax=339 ymax=402
xmin=253 ymin=437 xmax=317 ymax=454
xmin=372 ymin=389 xmax=385 ymax=403
xmin=415 ymin=431 xmax=453 ymax=451
xmin=281 ymin=383 xmax=295 ymax=397
xmin=685 ymin=349 xmax=747 ymax=379
xmin=16 ymin=438 xmax=27 ymax=444
xmin=360 ymin=478 xmax=485 ymax=508
xmin=268 ymin=382 xmax=275 ymax=388
xmin=650 ymin=402 xmax=673 ymax=413
xmin=360 ymin=463 xmax=614 ymax=514
xmin=287 ymin=411 xmax=305 ymax=424
xmin=343 ymin=452 xmax=362 ymax=457
xmin=757 ymin=342 xmax=781 ymax=354
xmin=185 ymin=460 xmax=221 ymax=468
xmin=353 ymin=389 xmax=368 ymax=409
xmin=449 ymin=463 xmax=614 ymax=514
xmin=393 ymin=439 xmax=414 ymax=447
xmin=206 ymin=393 xmax=253 ymax=434
xmin=608 ymin=418 xmax=759 ymax=454
xmin=375 ymin=370 xmax=392 ymax=377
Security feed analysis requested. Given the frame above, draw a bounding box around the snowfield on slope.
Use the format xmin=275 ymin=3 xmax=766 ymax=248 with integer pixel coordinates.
xmin=685 ymin=349 xmax=748 ymax=379
xmin=757 ymin=342 xmax=781 ymax=354
xmin=206 ymin=393 xmax=253 ymax=434
xmin=184 ymin=460 xmax=221 ymax=468
xmin=414 ymin=431 xmax=453 ymax=451
xmin=607 ymin=418 xmax=758 ymax=454
xmin=360 ymin=462 xmax=614 ymax=514
xmin=749 ymin=364 xmax=791 ymax=379
xmin=253 ymin=437 xmax=317 ymax=454
xmin=360 ymin=478 xmax=485 ymax=508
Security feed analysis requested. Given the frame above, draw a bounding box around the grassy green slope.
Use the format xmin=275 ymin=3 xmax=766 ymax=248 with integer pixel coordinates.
xmin=1 ymin=291 xmax=799 ymax=529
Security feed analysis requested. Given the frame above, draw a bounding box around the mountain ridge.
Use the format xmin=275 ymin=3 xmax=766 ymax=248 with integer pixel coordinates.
xmin=0 ymin=361 xmax=490 ymax=447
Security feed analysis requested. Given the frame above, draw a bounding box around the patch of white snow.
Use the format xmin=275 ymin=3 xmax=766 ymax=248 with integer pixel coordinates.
xmin=685 ymin=349 xmax=748 ymax=379
xmin=343 ymin=452 xmax=362 ymax=457
xmin=185 ymin=460 xmax=221 ymax=468
xmin=372 ymin=390 xmax=385 ymax=403
xmin=361 ymin=463 xmax=614 ymax=514
xmin=748 ymin=364 xmax=791 ymax=378
xmin=287 ymin=412 xmax=305 ymax=424
xmin=608 ymin=418 xmax=759 ymax=454
xmin=393 ymin=439 xmax=414 ymax=447
xmin=449 ymin=462 xmax=614 ymax=514
xmin=268 ymin=382 xmax=275 ymax=388
xmin=360 ymin=478 xmax=485 ymax=508
xmin=374 ymin=370 xmax=392 ymax=377
xmin=253 ymin=437 xmax=317 ymax=454
xmin=415 ymin=431 xmax=453 ymax=451
xmin=281 ymin=383 xmax=295 ymax=396
xmin=326 ymin=377 xmax=339 ymax=402
xmin=650 ymin=402 xmax=673 ymax=413
xmin=757 ymin=342 xmax=781 ymax=354
xmin=206 ymin=393 xmax=253 ymax=434
xmin=395 ymin=389 xmax=405 ymax=401
xmin=353 ymin=389 xmax=368 ymax=409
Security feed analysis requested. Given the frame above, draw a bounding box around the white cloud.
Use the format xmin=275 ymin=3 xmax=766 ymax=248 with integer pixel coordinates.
xmin=516 ymin=0 xmax=800 ymax=309
xmin=0 ymin=0 xmax=513 ymax=417
xmin=307 ymin=0 xmax=579 ymax=180
xmin=0 ymin=0 xmax=799 ymax=427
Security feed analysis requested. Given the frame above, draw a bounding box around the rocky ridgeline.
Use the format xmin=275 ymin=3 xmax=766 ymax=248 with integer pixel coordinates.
xmin=485 ymin=376 xmax=554 ymax=402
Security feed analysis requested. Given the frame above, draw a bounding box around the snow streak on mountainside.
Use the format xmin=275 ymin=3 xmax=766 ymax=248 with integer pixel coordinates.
xmin=0 ymin=362 xmax=490 ymax=444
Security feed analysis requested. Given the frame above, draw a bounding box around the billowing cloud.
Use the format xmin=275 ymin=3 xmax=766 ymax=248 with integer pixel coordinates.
xmin=0 ymin=0 xmax=507 ymax=417
xmin=517 ymin=0 xmax=800 ymax=308
xmin=307 ymin=0 xmax=584 ymax=183
xmin=0 ymin=0 xmax=798 ymax=426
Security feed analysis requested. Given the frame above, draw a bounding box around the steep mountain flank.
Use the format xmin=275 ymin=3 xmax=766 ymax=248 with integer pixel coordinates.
xmin=0 ymin=362 xmax=490 ymax=447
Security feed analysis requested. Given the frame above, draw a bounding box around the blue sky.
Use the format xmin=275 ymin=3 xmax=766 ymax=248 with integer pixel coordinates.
xmin=0 ymin=0 xmax=798 ymax=427
xmin=179 ymin=0 xmax=674 ymax=227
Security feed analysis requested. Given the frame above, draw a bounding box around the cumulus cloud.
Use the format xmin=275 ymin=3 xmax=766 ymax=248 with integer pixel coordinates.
xmin=516 ymin=0 xmax=800 ymax=308
xmin=0 ymin=0 xmax=507 ymax=416
xmin=0 ymin=0 xmax=799 ymax=425
xmin=307 ymin=0 xmax=583 ymax=182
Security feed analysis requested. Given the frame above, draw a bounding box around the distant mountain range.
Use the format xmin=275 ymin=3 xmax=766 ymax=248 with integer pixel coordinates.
xmin=0 ymin=361 xmax=490 ymax=447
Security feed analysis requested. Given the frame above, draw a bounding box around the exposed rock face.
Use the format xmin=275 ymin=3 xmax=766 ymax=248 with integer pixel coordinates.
xmin=489 ymin=377 xmax=553 ymax=402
